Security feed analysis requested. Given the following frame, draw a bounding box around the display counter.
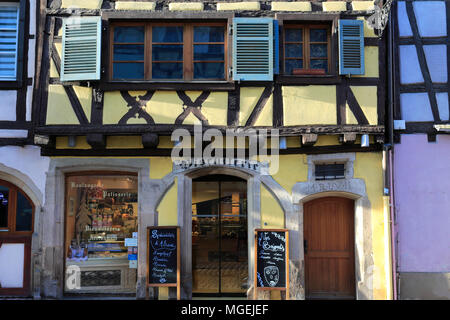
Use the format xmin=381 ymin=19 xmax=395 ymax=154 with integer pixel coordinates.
xmin=65 ymin=256 xmax=136 ymax=293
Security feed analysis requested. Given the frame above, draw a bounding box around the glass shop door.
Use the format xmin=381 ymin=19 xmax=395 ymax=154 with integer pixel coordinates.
xmin=192 ymin=175 xmax=248 ymax=296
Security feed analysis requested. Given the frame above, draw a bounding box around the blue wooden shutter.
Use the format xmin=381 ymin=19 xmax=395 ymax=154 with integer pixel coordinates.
xmin=61 ymin=16 xmax=101 ymax=82
xmin=339 ymin=19 xmax=364 ymax=75
xmin=273 ymin=19 xmax=279 ymax=75
xmin=233 ymin=18 xmax=273 ymax=81
xmin=0 ymin=3 xmax=20 ymax=81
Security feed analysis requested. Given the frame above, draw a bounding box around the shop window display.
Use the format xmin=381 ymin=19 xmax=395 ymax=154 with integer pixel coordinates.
xmin=64 ymin=173 xmax=138 ymax=294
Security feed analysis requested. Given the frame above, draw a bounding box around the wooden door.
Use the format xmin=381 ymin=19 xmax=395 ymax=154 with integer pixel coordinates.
xmin=304 ymin=197 xmax=355 ymax=299
xmin=0 ymin=179 xmax=34 ymax=296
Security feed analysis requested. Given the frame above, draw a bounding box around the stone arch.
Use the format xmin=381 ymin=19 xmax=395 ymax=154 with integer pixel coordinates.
xmin=154 ymin=164 xmax=294 ymax=299
xmin=0 ymin=162 xmax=45 ymax=299
xmin=292 ymin=179 xmax=374 ymax=300
xmin=0 ymin=163 xmax=43 ymax=208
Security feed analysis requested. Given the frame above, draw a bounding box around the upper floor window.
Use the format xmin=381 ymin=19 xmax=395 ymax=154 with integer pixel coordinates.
xmin=0 ymin=3 xmax=20 ymax=81
xmin=283 ymin=24 xmax=331 ymax=75
xmin=110 ymin=22 xmax=227 ymax=81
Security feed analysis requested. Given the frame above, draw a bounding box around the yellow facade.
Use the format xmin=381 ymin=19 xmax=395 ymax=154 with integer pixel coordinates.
xmin=42 ymin=6 xmax=390 ymax=300
xmin=157 ymin=178 xmax=178 ymax=226
xmin=354 ymin=153 xmax=389 ymax=300
xmin=260 ymin=184 xmax=284 ymax=228
xmin=283 ymin=86 xmax=338 ymax=125
xmin=152 ymin=151 xmax=390 ymax=299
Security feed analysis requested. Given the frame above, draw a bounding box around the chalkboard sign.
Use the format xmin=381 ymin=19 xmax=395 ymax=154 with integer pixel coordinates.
xmin=254 ymin=229 xmax=289 ymax=294
xmin=147 ymin=226 xmax=180 ymax=290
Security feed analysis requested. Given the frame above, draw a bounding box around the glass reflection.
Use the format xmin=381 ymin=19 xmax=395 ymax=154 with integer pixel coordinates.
xmin=192 ymin=177 xmax=248 ymax=295
xmin=16 ymin=191 xmax=33 ymax=231
xmin=0 ymin=185 xmax=8 ymax=228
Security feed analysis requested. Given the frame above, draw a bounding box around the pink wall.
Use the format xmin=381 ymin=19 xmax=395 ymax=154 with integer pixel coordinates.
xmin=394 ymin=134 xmax=450 ymax=272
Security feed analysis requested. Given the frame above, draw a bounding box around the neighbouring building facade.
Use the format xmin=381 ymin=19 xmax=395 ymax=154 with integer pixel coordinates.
xmin=392 ymin=0 xmax=450 ymax=300
xmin=0 ymin=0 xmax=51 ymax=298
xmin=1 ymin=0 xmax=395 ymax=300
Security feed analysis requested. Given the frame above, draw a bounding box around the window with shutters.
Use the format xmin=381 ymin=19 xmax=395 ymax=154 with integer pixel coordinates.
xmin=0 ymin=3 xmax=20 ymax=81
xmin=109 ymin=22 xmax=227 ymax=81
xmin=282 ymin=24 xmax=331 ymax=75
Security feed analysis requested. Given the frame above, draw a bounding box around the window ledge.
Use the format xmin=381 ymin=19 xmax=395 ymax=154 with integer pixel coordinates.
xmin=275 ymin=74 xmax=341 ymax=85
xmin=99 ymin=81 xmax=235 ymax=92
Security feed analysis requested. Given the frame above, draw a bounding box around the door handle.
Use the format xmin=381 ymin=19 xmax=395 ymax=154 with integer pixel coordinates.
xmin=304 ymin=239 xmax=308 ymax=255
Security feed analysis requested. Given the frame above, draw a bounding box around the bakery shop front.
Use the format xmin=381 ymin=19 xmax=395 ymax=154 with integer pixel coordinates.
xmin=40 ymin=158 xmax=152 ymax=298
xmin=41 ymin=157 xmax=283 ymax=299
xmin=64 ymin=172 xmax=138 ymax=294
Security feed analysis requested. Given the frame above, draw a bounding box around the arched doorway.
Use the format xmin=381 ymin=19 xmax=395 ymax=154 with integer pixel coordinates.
xmin=191 ymin=174 xmax=248 ymax=297
xmin=303 ymin=196 xmax=356 ymax=300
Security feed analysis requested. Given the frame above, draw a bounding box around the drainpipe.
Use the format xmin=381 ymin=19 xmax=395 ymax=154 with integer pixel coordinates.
xmin=387 ymin=7 xmax=398 ymax=300
xmin=388 ymin=148 xmax=397 ymax=300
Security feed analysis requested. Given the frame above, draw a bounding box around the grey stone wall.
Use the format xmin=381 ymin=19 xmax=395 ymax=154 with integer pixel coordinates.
xmin=399 ymin=273 xmax=450 ymax=300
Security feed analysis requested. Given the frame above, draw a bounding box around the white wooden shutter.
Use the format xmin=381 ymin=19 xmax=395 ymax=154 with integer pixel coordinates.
xmin=0 ymin=3 xmax=19 ymax=81
xmin=233 ymin=18 xmax=273 ymax=81
xmin=61 ymin=16 xmax=101 ymax=82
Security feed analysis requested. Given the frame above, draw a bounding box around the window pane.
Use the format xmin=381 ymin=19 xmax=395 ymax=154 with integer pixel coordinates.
xmin=114 ymin=26 xmax=145 ymax=43
xmin=310 ymin=29 xmax=327 ymax=42
xmin=194 ymin=62 xmax=224 ymax=79
xmin=194 ymin=44 xmax=224 ymax=61
xmin=16 ymin=191 xmax=33 ymax=232
xmin=152 ymin=62 xmax=183 ymax=79
xmin=152 ymin=26 xmax=183 ymax=43
xmin=64 ymin=174 xmax=138 ymax=293
xmin=310 ymin=44 xmax=328 ymax=58
xmin=194 ymin=26 xmax=225 ymax=43
xmin=310 ymin=59 xmax=328 ymax=72
xmin=113 ymin=44 xmax=144 ymax=61
xmin=152 ymin=45 xmax=183 ymax=61
xmin=285 ymin=59 xmax=303 ymax=75
xmin=113 ymin=62 xmax=144 ymax=79
xmin=285 ymin=44 xmax=303 ymax=58
xmin=285 ymin=28 xmax=302 ymax=42
xmin=0 ymin=186 xmax=8 ymax=228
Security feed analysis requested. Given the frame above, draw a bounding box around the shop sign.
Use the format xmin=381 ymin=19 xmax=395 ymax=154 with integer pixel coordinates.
xmin=173 ymin=158 xmax=270 ymax=175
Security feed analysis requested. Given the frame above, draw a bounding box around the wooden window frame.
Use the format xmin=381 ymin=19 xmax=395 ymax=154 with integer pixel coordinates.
xmin=275 ymin=13 xmax=340 ymax=85
xmin=0 ymin=235 xmax=32 ymax=296
xmin=0 ymin=179 xmax=35 ymax=235
xmin=108 ymin=21 xmax=228 ymax=82
xmin=283 ymin=24 xmax=331 ymax=75
xmin=63 ymin=171 xmax=138 ymax=294
xmin=99 ymin=11 xmax=234 ymax=91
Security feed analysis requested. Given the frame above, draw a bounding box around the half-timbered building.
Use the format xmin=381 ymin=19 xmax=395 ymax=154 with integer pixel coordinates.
xmin=392 ymin=0 xmax=450 ymax=300
xmin=32 ymin=0 xmax=393 ymax=300
xmin=0 ymin=0 xmax=50 ymax=298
